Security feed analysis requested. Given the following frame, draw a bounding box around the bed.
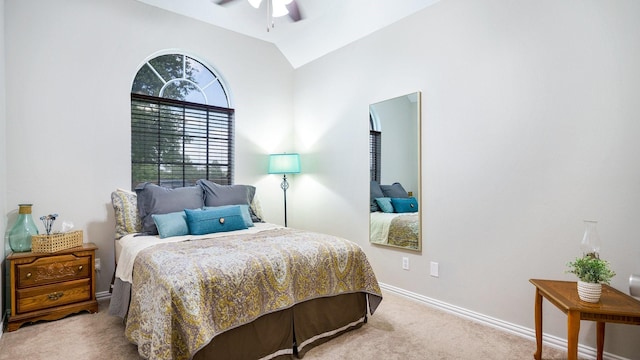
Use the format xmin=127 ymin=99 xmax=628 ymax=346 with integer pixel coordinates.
xmin=108 ymin=181 xmax=382 ymax=360
xmin=369 ymin=211 xmax=419 ymax=249
xmin=369 ymin=181 xmax=420 ymax=249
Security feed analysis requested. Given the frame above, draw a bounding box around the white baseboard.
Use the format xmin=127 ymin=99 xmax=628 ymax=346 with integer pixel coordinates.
xmin=378 ymin=282 xmax=629 ymax=360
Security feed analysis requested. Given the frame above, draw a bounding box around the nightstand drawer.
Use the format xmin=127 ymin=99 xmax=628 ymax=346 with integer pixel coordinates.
xmin=16 ymin=254 xmax=91 ymax=288
xmin=16 ymin=278 xmax=91 ymax=314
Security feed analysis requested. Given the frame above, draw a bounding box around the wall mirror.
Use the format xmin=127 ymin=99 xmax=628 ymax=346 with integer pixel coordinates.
xmin=369 ymin=92 xmax=421 ymax=251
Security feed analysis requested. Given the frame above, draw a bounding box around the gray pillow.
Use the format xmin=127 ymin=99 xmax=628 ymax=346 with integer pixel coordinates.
xmin=380 ymin=182 xmax=409 ymax=198
xmin=196 ymin=179 xmax=262 ymax=222
xmin=135 ymin=182 xmax=204 ymax=235
xmin=370 ymin=181 xmax=384 ymax=212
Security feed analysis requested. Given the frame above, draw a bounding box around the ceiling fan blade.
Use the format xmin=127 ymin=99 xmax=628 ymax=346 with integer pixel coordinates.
xmin=214 ymin=0 xmax=238 ymax=5
xmin=286 ymin=1 xmax=303 ymax=22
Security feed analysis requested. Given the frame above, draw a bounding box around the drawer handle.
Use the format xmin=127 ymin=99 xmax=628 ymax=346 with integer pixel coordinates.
xmin=78 ymin=265 xmax=83 ymax=271
xmin=48 ymin=291 xmax=64 ymax=301
xmin=26 ymin=272 xmax=32 ymax=279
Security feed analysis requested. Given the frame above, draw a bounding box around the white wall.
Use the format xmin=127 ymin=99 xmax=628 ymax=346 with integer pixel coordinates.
xmin=4 ymin=0 xmax=294 ymax=295
xmin=292 ymin=0 xmax=640 ymax=358
xmin=0 ymin=0 xmax=7 ymax=334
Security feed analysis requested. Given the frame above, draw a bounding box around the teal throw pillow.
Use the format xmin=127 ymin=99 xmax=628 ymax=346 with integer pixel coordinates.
xmin=391 ymin=197 xmax=418 ymax=213
xmin=204 ymin=204 xmax=254 ymax=228
xmin=375 ymin=197 xmax=394 ymax=213
xmin=152 ymin=211 xmax=189 ymax=239
xmin=184 ymin=206 xmax=248 ymax=235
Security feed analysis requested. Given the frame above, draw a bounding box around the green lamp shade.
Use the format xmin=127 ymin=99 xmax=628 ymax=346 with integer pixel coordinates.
xmin=268 ymin=153 xmax=301 ymax=174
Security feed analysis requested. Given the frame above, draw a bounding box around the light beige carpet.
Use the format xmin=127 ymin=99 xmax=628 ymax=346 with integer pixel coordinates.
xmin=0 ymin=291 xmax=571 ymax=359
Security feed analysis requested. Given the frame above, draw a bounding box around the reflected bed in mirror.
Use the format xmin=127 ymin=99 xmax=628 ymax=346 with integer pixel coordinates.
xmin=369 ymin=92 xmax=421 ymax=251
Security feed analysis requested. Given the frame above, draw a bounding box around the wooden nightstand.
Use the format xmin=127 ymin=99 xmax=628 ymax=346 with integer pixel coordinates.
xmin=6 ymin=243 xmax=99 ymax=331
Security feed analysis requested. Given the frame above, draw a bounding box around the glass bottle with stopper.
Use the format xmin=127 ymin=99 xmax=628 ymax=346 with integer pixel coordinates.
xmin=580 ymin=220 xmax=601 ymax=258
xmin=8 ymin=204 xmax=39 ymax=252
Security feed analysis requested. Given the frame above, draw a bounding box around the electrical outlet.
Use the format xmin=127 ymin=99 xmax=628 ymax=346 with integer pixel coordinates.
xmin=402 ymin=257 xmax=409 ymax=270
xmin=95 ymin=258 xmax=101 ymax=272
xmin=430 ymin=261 xmax=439 ymax=277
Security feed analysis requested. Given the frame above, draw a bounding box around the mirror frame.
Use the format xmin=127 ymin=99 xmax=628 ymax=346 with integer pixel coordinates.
xmin=369 ymin=91 xmax=422 ymax=252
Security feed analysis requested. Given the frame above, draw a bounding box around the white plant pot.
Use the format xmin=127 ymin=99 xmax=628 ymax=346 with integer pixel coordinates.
xmin=577 ymin=280 xmax=602 ymax=303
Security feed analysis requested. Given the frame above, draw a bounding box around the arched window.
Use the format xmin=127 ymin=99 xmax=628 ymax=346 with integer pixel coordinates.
xmin=131 ymin=53 xmax=234 ymax=189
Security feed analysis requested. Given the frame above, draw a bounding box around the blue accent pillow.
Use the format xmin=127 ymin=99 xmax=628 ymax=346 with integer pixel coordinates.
xmin=391 ymin=197 xmax=418 ymax=213
xmin=204 ymin=204 xmax=254 ymax=228
xmin=184 ymin=207 xmax=248 ymax=235
xmin=375 ymin=197 xmax=394 ymax=213
xmin=152 ymin=211 xmax=189 ymax=239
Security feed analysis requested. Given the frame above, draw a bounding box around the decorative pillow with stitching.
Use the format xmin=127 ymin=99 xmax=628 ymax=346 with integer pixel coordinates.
xmin=250 ymin=194 xmax=264 ymax=223
xmin=111 ymin=189 xmax=141 ymax=239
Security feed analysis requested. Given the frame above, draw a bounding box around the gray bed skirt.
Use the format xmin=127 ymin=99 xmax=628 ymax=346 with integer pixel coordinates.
xmin=108 ymin=277 xmax=131 ymax=319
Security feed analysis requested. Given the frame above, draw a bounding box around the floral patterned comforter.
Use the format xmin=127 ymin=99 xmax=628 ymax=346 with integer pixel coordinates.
xmin=125 ymin=227 xmax=382 ymax=360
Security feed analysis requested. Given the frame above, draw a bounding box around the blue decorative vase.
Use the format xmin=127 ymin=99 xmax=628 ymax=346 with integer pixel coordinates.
xmin=8 ymin=204 xmax=39 ymax=253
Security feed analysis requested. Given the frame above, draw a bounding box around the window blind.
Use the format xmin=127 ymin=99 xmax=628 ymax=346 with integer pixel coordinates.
xmin=370 ymin=130 xmax=381 ymax=182
xmin=131 ymin=93 xmax=235 ymax=189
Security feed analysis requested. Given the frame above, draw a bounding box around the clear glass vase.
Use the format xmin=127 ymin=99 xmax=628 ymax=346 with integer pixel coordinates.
xmin=8 ymin=204 xmax=39 ymax=253
xmin=580 ymin=220 xmax=601 ymax=257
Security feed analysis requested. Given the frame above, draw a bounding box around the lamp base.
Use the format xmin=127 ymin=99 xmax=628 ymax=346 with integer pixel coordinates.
xmin=281 ymin=174 xmax=289 ymax=227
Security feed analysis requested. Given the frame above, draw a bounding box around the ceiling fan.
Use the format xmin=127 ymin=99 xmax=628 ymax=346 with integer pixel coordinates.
xmin=215 ymin=0 xmax=303 ymax=30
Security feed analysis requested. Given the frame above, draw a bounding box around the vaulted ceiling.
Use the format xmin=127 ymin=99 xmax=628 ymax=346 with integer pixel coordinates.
xmin=135 ymin=0 xmax=440 ymax=68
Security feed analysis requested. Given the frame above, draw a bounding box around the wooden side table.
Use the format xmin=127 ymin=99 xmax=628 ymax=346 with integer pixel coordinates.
xmin=7 ymin=243 xmax=99 ymax=331
xmin=530 ymin=279 xmax=640 ymax=360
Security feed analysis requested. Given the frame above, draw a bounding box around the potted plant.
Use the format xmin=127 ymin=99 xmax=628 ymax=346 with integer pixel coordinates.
xmin=566 ymin=253 xmax=616 ymax=303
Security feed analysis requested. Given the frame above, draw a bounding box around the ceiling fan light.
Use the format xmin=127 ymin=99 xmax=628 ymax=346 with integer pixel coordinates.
xmin=247 ymin=0 xmax=262 ymax=9
xmin=271 ymin=2 xmax=289 ymax=17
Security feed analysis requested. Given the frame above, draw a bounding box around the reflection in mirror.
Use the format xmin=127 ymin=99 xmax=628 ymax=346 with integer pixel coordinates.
xmin=369 ymin=92 xmax=421 ymax=251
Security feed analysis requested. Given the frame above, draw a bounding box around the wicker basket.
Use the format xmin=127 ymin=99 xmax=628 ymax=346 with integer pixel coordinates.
xmin=31 ymin=230 xmax=83 ymax=253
